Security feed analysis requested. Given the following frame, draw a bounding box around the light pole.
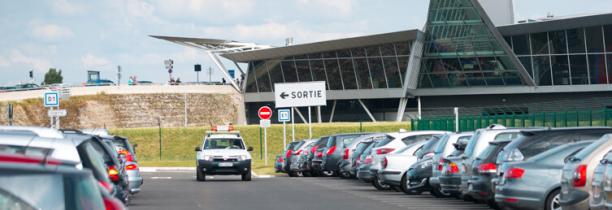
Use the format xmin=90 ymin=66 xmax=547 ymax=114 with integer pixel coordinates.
xmin=208 ymin=66 xmax=212 ymax=84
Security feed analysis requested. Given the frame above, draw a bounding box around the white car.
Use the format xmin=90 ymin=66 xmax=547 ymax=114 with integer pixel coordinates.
xmin=378 ymin=141 xmax=429 ymax=188
xmin=369 ymin=131 xmax=450 ymax=190
xmin=195 ymin=130 xmax=253 ymax=181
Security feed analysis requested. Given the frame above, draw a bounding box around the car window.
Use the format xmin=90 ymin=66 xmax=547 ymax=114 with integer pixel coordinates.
xmin=315 ymin=137 xmax=329 ymax=147
xmin=65 ymin=174 xmax=105 ymax=210
xmin=464 ymin=130 xmax=482 ymax=157
xmin=338 ymin=135 xmax=360 ymax=146
xmin=293 ymin=141 xmax=305 ymax=150
xmin=478 ymin=142 xmax=509 ymax=162
xmin=434 ymin=134 xmax=451 ymax=154
xmin=573 ymin=137 xmax=608 ymax=161
xmin=353 ymin=142 xmax=372 ymax=158
xmin=416 ymin=136 xmax=441 ymax=158
xmin=376 ymin=135 xmax=395 ymax=147
xmin=0 ymin=173 xmax=65 ymax=210
xmin=361 ymin=143 xmax=376 ymax=159
xmin=517 ymin=134 xmax=576 ymax=159
xmin=204 ymin=138 xmax=244 ymax=150
xmin=0 ymin=145 xmax=53 ymax=157
xmin=494 ymin=132 xmax=520 ymax=141
xmin=88 ymin=141 xmax=113 ymax=165
xmin=402 ymin=134 xmax=434 ymax=145
xmin=0 ymin=188 xmax=37 ymax=210
xmin=326 ymin=137 xmax=337 ymax=147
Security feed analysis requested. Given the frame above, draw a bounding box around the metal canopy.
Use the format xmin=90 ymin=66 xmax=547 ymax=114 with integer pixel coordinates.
xmin=221 ymin=30 xmax=421 ymax=62
xmin=150 ymin=35 xmax=271 ymax=53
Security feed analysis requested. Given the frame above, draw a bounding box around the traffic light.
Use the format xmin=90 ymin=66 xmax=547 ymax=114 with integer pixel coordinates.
xmin=29 ymin=70 xmax=33 ymax=79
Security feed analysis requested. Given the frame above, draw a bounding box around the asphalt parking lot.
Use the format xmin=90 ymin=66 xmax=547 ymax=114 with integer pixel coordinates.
xmin=131 ymin=172 xmax=492 ymax=210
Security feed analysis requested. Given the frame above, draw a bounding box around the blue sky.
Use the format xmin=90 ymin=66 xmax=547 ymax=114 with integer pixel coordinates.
xmin=0 ymin=0 xmax=611 ymax=86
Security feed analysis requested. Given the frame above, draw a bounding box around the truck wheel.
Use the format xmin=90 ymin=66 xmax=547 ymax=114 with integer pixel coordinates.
xmin=242 ymin=171 xmax=252 ymax=181
xmin=196 ymin=169 xmax=206 ymax=182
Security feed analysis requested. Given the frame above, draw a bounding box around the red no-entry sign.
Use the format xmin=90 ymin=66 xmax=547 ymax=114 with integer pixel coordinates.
xmin=258 ymin=106 xmax=272 ymax=120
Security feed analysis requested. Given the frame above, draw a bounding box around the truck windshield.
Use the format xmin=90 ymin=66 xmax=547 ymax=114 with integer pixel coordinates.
xmin=204 ymin=139 xmax=244 ymax=150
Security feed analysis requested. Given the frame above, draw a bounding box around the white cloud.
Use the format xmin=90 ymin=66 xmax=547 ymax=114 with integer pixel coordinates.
xmin=48 ymin=0 xmax=86 ymax=16
xmin=30 ymin=23 xmax=74 ymax=42
xmin=297 ymin=0 xmax=354 ymax=17
xmin=201 ymin=21 xmax=364 ymax=44
xmin=7 ymin=50 xmax=53 ymax=72
xmin=81 ymin=53 xmax=111 ymax=68
xmin=0 ymin=55 xmax=8 ymax=66
xmin=153 ymin=0 xmax=255 ymax=20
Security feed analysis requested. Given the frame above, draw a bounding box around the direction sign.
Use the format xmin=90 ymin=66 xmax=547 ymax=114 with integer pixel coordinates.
xmin=274 ymin=81 xmax=326 ymax=108
xmin=258 ymin=106 xmax=272 ymax=120
xmin=43 ymin=92 xmax=60 ymax=107
xmin=259 ymin=119 xmax=271 ymax=128
xmin=48 ymin=109 xmax=67 ymax=117
xmin=278 ymin=109 xmax=291 ymax=122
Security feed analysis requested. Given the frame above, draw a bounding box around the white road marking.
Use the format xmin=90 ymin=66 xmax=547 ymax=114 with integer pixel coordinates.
xmin=151 ymin=176 xmax=172 ymax=180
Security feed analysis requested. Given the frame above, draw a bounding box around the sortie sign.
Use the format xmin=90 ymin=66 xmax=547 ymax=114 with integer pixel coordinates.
xmin=274 ymin=81 xmax=326 ymax=108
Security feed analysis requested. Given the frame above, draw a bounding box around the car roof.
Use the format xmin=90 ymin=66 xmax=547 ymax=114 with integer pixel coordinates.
xmin=81 ymin=128 xmax=112 ymax=137
xmin=0 ymin=126 xmax=64 ymax=139
xmin=520 ymin=127 xmax=612 ymax=135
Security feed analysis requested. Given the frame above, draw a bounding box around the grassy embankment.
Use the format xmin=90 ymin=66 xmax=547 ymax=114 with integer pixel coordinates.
xmin=111 ymin=122 xmax=409 ymax=175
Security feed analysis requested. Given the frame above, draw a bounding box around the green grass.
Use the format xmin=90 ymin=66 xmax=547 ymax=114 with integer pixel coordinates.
xmin=112 ymin=122 xmax=410 ymax=175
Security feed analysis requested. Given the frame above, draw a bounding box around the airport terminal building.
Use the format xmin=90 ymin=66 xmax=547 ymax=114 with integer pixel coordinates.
xmin=156 ymin=0 xmax=612 ymax=124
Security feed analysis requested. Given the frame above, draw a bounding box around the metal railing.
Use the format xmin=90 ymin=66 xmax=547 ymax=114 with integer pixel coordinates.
xmin=411 ymin=109 xmax=612 ymax=132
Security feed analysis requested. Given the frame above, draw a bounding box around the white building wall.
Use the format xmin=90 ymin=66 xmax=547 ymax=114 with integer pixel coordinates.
xmin=477 ymin=0 xmax=515 ymax=26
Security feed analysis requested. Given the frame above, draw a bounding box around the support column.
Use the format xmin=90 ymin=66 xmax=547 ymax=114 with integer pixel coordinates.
xmin=206 ymin=51 xmax=240 ymax=91
xmin=358 ymin=99 xmax=376 ymax=123
xmin=396 ymin=98 xmax=408 ymax=122
xmin=317 ymin=106 xmax=322 ymax=123
xmin=329 ymin=101 xmax=337 ymax=123
xmin=294 ymin=107 xmax=308 ymax=123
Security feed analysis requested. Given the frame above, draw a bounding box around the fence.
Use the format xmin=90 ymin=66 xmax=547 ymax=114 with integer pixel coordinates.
xmin=411 ymin=109 xmax=612 ymax=132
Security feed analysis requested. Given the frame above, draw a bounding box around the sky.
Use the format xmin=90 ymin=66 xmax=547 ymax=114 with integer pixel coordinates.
xmin=0 ymin=0 xmax=611 ymax=86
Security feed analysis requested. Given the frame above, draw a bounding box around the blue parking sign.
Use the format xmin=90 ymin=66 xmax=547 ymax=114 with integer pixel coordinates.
xmin=278 ymin=109 xmax=291 ymax=122
xmin=43 ymin=92 xmax=60 ymax=107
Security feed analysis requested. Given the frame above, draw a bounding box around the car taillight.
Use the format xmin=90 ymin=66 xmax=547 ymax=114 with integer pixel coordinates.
xmin=448 ymin=162 xmax=459 ymax=174
xmin=343 ymin=148 xmax=349 ymax=160
xmin=126 ymin=164 xmax=138 ymax=170
xmin=118 ymin=150 xmax=134 ymax=162
xmin=294 ymin=150 xmax=303 ymax=155
xmin=311 ymin=146 xmax=318 ymax=154
xmin=103 ymin=197 xmax=126 ymax=210
xmin=364 ymin=156 xmax=373 ymax=164
xmin=279 ymin=157 xmax=284 ymax=163
xmin=437 ymin=159 xmax=444 ymax=171
xmin=505 ymin=167 xmax=525 ymax=179
xmin=478 ymin=162 xmax=497 ymax=174
xmin=98 ymin=181 xmax=113 ymax=193
xmin=326 ymin=146 xmax=336 ymax=156
xmin=376 ymin=148 xmax=395 ymax=155
xmin=108 ymin=166 xmax=120 ymax=183
xmin=573 ymin=164 xmax=587 ymax=187
xmin=286 ymin=150 xmax=292 ymax=159
xmin=382 ymin=157 xmax=388 ymax=169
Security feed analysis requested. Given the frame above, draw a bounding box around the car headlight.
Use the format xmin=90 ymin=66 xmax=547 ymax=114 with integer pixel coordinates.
xmin=203 ymin=155 xmax=211 ymax=161
xmin=239 ymin=155 xmax=248 ymax=161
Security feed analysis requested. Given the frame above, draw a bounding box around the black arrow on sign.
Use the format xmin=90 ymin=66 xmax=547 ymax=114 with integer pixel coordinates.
xmin=280 ymin=92 xmax=289 ymax=99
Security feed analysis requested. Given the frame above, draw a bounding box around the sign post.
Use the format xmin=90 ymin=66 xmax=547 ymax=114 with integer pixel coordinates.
xmin=258 ymin=106 xmax=272 ymax=166
xmin=43 ymin=91 xmax=61 ymax=129
xmin=7 ymin=104 xmax=13 ymax=126
xmin=278 ymin=109 xmax=291 ymax=149
xmin=274 ymin=81 xmax=327 ymax=141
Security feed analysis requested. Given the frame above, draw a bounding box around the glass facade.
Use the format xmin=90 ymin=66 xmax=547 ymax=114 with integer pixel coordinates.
xmin=505 ymin=25 xmax=612 ymax=85
xmin=418 ymin=0 xmax=527 ymax=88
xmin=244 ymin=42 xmax=412 ymax=93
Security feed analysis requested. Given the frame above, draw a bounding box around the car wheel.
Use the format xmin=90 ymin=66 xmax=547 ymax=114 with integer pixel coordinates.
xmin=196 ymin=168 xmax=206 ymax=182
xmin=339 ymin=171 xmax=351 ymax=179
xmin=303 ymin=171 xmax=312 ymax=177
xmin=400 ymin=173 xmax=421 ymax=195
xmin=372 ymin=177 xmax=391 ymax=190
xmin=322 ymin=170 xmax=335 ymax=177
xmin=241 ymin=171 xmax=252 ymax=181
xmin=545 ymin=189 xmax=561 ymax=210
xmin=288 ymin=172 xmax=297 ymax=177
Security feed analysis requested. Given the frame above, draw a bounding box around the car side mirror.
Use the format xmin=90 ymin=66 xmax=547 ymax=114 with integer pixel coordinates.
xmin=195 ymin=146 xmax=201 ymax=152
xmin=247 ymin=147 xmax=253 ymax=151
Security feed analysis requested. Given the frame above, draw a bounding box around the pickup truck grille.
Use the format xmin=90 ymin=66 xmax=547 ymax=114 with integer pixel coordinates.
xmin=212 ymin=156 xmax=239 ymax=162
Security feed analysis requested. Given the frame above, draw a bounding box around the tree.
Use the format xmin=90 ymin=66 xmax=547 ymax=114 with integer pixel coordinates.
xmin=43 ymin=68 xmax=63 ymax=85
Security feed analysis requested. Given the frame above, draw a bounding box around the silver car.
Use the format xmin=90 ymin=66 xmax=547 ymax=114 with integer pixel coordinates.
xmin=495 ymin=141 xmax=593 ymax=210
xmin=561 ymin=134 xmax=612 ymax=210
xmin=289 ymin=139 xmax=317 ymax=176
xmin=590 ymin=150 xmax=612 ymax=210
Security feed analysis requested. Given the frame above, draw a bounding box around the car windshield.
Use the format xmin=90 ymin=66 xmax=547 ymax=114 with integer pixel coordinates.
xmin=361 ymin=143 xmax=376 ymax=159
xmin=353 ymin=142 xmax=372 ymax=158
xmin=416 ymin=136 xmax=441 ymax=158
xmin=516 ymin=133 xmax=578 ymax=160
xmin=433 ymin=134 xmax=451 ymax=154
xmin=401 ymin=134 xmax=435 ymax=145
xmin=204 ymin=138 xmax=244 ymax=150
xmin=477 ymin=142 xmax=509 ymax=162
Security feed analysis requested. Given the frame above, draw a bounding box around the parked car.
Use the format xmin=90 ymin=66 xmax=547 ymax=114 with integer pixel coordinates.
xmin=107 ymin=135 xmax=143 ymax=194
xmin=310 ymin=136 xmax=332 ymax=176
xmin=339 ymin=133 xmax=387 ymax=178
xmin=467 ymin=137 xmax=518 ymax=208
xmin=283 ymin=141 xmax=305 ymax=175
xmin=378 ymin=140 xmax=428 ymax=193
xmin=561 ymin=134 xmax=612 ymax=210
xmin=321 ymin=134 xmax=368 ymax=177
xmin=497 ymin=127 xmax=612 ymax=183
xmin=0 ymin=153 xmax=125 ymax=210
xmin=290 ymin=140 xmax=317 ymax=176
xmin=495 ymin=141 xmax=593 ymax=210
xmin=405 ymin=135 xmax=446 ymax=195
xmin=439 ymin=124 xmax=522 ymax=198
xmin=369 ymin=131 xmax=450 ymax=189
xmin=590 ymin=150 xmax=612 ymax=210
xmin=430 ymin=132 xmax=473 ymax=196
xmin=349 ymin=139 xmax=379 ymax=178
